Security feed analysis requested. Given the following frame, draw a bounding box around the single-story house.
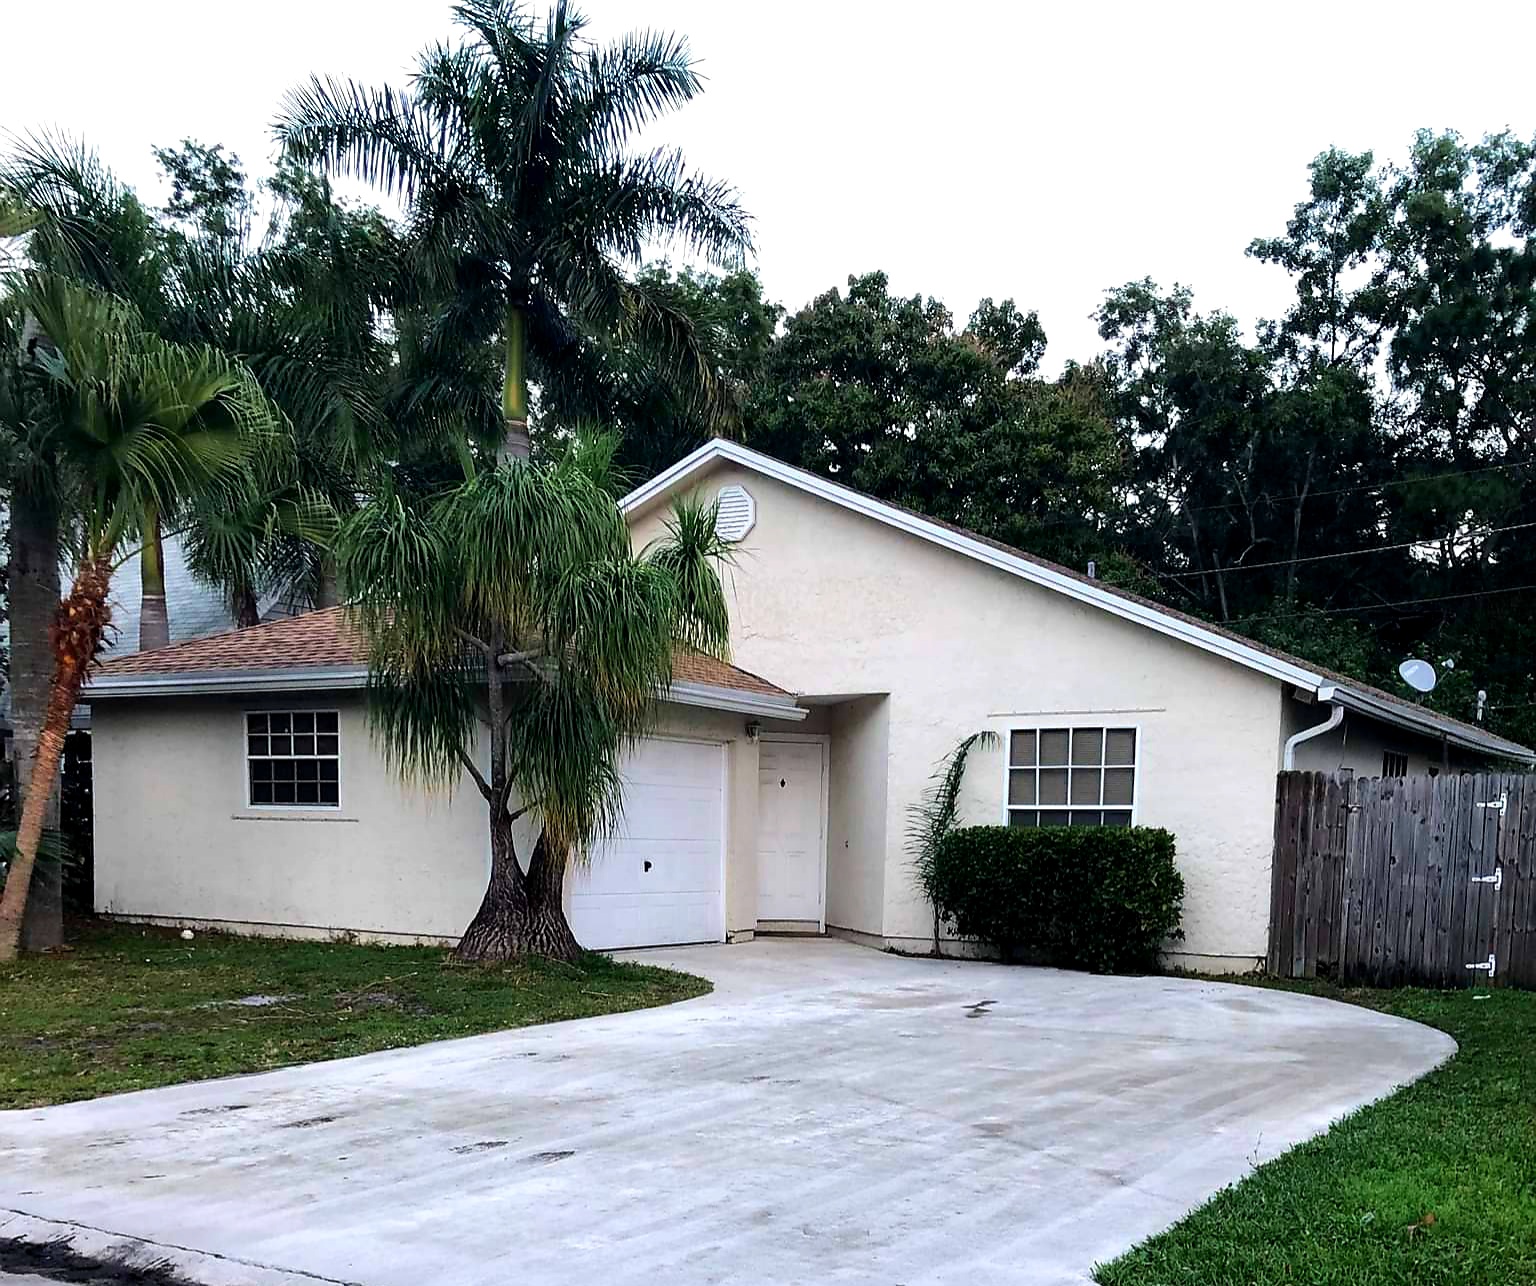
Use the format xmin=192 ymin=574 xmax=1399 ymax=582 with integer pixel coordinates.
xmin=85 ymin=440 xmax=1535 ymax=971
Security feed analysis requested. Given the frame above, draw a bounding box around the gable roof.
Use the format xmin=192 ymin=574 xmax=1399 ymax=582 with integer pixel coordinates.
xmin=85 ymin=606 xmax=804 ymax=721
xmin=623 ymin=438 xmax=1534 ymax=764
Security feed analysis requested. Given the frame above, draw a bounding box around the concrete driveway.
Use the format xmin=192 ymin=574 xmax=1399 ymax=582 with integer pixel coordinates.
xmin=0 ymin=939 xmax=1453 ymax=1286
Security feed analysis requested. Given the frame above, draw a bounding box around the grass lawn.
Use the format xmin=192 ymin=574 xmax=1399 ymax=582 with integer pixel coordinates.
xmin=0 ymin=921 xmax=709 ymax=1109
xmin=1096 ymin=980 xmax=1536 ymax=1286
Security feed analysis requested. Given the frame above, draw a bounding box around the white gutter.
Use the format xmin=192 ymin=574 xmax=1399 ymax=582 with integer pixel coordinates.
xmin=83 ymin=667 xmax=807 ymax=722
xmin=84 ymin=667 xmax=371 ymax=699
xmin=1283 ymin=687 xmax=1343 ymax=770
xmin=665 ymin=680 xmax=806 ymax=722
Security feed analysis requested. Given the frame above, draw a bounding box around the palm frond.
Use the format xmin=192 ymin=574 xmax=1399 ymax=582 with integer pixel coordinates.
xmin=566 ymin=147 xmax=751 ymax=268
xmin=907 ymin=732 xmax=1001 ymax=913
xmin=275 ymin=76 xmax=468 ymax=209
xmin=571 ymin=27 xmax=701 ymax=159
xmin=0 ymin=131 xmax=164 ymax=313
xmin=643 ymin=495 xmax=732 ymax=659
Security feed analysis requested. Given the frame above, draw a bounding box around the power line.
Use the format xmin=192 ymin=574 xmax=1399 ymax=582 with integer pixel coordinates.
xmin=1157 ymin=520 xmax=1536 ymax=581
xmin=1148 ymin=455 xmax=1535 ymax=520
xmin=1229 ymin=582 xmax=1536 ymax=625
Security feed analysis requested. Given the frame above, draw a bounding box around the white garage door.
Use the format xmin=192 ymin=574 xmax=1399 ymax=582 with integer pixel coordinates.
xmin=570 ymin=737 xmax=725 ymax=950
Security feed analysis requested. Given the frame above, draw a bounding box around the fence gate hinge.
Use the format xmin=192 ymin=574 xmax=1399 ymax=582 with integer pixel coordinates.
xmin=1475 ymin=791 xmax=1508 ymax=816
xmin=1466 ymin=952 xmax=1497 ymax=976
xmin=1470 ymin=868 xmax=1503 ymax=892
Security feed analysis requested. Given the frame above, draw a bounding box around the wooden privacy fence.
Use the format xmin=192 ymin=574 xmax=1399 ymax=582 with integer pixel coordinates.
xmin=1269 ymin=771 xmax=1536 ymax=988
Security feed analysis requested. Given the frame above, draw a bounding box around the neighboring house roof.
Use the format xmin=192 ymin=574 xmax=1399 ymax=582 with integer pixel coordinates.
xmin=100 ymin=538 xmax=245 ymax=660
xmin=623 ymin=438 xmax=1536 ymax=765
xmin=85 ymin=606 xmax=805 ymax=722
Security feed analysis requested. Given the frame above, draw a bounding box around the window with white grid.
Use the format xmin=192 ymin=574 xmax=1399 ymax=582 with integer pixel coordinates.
xmin=1007 ymin=727 xmax=1136 ymax=828
xmin=246 ymin=711 xmax=340 ymax=807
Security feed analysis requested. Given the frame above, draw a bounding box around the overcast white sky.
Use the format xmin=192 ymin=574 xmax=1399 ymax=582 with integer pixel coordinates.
xmin=5 ymin=1 xmax=1534 ymax=364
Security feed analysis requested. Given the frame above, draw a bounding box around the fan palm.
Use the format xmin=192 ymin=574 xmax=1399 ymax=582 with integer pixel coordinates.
xmin=275 ymin=0 xmax=752 ymax=459
xmin=335 ymin=433 xmax=730 ymax=961
xmin=1 ymin=133 xmax=186 ymax=651
xmin=0 ymin=139 xmax=168 ymax=929
xmin=0 ymin=274 xmax=282 ymax=959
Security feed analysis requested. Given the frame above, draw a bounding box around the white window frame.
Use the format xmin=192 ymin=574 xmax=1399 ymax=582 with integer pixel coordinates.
xmin=1382 ymin=750 xmax=1410 ymax=780
xmin=1001 ymin=720 xmax=1141 ymax=828
xmin=244 ymin=708 xmax=342 ymax=811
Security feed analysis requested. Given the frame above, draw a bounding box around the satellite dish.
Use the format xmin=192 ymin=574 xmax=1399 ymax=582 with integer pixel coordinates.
xmin=1399 ymin=659 xmax=1438 ymax=694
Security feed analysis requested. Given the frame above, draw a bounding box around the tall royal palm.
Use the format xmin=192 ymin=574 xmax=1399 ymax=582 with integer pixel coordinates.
xmin=275 ymin=0 xmax=751 ymax=458
xmin=0 ymin=274 xmax=281 ymax=959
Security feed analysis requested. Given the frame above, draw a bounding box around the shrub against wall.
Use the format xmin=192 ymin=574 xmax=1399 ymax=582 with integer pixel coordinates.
xmin=930 ymin=825 xmax=1184 ymax=973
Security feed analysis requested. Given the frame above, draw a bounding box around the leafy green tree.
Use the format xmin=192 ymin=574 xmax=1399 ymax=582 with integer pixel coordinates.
xmin=0 ymin=274 xmax=280 ymax=959
xmin=1241 ymin=131 xmax=1536 ymax=736
xmin=335 ymin=437 xmax=730 ymax=961
xmin=552 ymin=263 xmax=781 ymax=483
xmin=744 ymin=272 xmax=1120 ymax=566
xmin=1247 ymin=146 xmax=1388 ymax=368
xmin=275 ymin=0 xmax=751 ymax=460
xmin=152 ymin=140 xmax=252 ymax=249
xmin=1096 ymin=279 xmax=1390 ymax=625
xmin=155 ymin=148 xmax=405 ymax=616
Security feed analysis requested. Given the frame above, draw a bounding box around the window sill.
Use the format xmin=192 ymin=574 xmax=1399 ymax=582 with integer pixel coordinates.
xmin=230 ymin=811 xmax=360 ymax=823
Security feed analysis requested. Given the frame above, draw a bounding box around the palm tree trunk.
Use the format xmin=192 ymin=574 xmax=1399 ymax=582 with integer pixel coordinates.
xmin=7 ymin=489 xmax=64 ymax=952
xmin=500 ymin=305 xmax=530 ymax=462
xmin=454 ymin=827 xmax=580 ymax=963
xmin=0 ymin=553 xmax=113 ymax=960
xmin=139 ymin=503 xmax=170 ymax=651
xmin=454 ymin=812 xmax=530 ymax=961
xmin=315 ymin=562 xmax=342 ymax=610
xmin=523 ymin=834 xmax=581 ymax=960
xmin=232 ymin=583 xmax=261 ymax=628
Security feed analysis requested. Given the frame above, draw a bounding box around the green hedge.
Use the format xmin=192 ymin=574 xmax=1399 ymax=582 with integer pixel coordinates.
xmin=929 ymin=825 xmax=1185 ymax=973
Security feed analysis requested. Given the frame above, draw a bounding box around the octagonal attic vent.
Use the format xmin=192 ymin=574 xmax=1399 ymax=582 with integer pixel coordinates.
xmin=714 ymin=484 xmax=756 ymax=542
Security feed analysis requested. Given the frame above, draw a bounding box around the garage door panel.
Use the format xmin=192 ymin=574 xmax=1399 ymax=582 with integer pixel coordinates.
xmin=570 ymin=738 xmax=724 ymax=951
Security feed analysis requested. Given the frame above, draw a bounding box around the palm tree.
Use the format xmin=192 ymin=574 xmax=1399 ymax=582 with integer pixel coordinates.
xmin=3 ymin=137 xmax=377 ymax=649
xmin=335 ymin=435 xmax=729 ymax=961
xmin=0 ymin=274 xmax=280 ymax=960
xmin=0 ymin=134 xmax=179 ymax=650
xmin=275 ymin=0 xmax=752 ymax=459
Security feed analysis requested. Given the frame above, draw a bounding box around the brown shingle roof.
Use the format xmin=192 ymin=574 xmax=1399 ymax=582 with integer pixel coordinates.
xmin=95 ymin=607 xmax=365 ymax=676
xmin=669 ymin=647 xmax=785 ymax=697
xmin=92 ymin=606 xmax=791 ymax=698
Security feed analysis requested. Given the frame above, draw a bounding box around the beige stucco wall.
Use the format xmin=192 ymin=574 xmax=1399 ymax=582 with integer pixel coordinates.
xmin=631 ymin=464 xmax=1291 ymax=967
xmin=91 ymin=692 xmax=804 ymax=945
xmin=825 ymin=696 xmax=890 ymax=936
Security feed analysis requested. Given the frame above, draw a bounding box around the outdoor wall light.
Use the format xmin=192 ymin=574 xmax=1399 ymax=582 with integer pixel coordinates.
xmin=744 ymin=721 xmax=762 ymax=742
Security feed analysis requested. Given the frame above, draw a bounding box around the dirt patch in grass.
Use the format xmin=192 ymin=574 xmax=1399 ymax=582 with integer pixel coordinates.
xmin=1095 ymin=980 xmax=1536 ymax=1286
xmin=0 ymin=922 xmax=710 ymax=1109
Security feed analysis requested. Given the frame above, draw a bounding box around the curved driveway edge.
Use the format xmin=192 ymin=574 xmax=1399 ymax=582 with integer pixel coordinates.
xmin=1 ymin=938 xmax=1455 ymax=1286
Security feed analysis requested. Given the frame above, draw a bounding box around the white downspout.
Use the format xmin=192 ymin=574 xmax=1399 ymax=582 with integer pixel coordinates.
xmin=1283 ymin=686 xmax=1342 ymax=770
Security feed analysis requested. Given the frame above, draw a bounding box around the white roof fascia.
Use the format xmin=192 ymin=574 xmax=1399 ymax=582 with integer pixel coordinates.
xmin=85 ymin=664 xmax=807 ymax=722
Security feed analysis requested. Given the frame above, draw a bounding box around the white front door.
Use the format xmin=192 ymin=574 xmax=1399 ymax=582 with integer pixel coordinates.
xmin=756 ymin=739 xmax=825 ymax=924
xmin=570 ymin=737 xmax=725 ymax=950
